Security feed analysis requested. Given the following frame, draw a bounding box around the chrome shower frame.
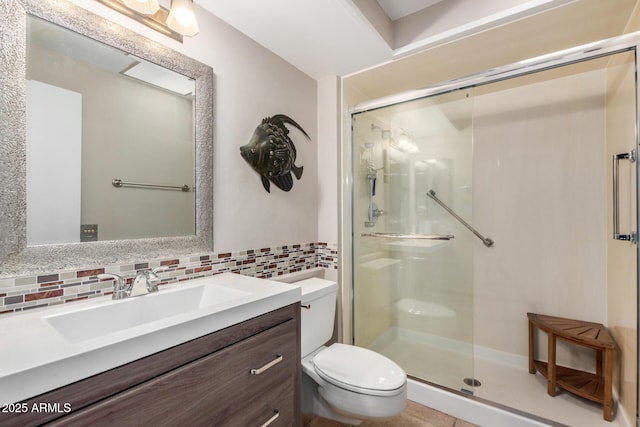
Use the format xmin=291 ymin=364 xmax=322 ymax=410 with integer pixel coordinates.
xmin=342 ymin=29 xmax=640 ymax=424
xmin=351 ymin=31 xmax=640 ymax=115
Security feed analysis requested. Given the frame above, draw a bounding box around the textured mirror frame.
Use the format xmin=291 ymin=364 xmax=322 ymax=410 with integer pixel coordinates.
xmin=0 ymin=0 xmax=213 ymax=276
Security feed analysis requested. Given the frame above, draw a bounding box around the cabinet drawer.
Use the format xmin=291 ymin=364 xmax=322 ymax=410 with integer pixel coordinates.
xmin=50 ymin=319 xmax=297 ymax=427
xmin=224 ymin=379 xmax=294 ymax=426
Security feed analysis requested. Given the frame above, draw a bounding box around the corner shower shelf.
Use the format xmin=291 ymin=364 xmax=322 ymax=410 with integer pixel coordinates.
xmin=527 ymin=313 xmax=615 ymax=421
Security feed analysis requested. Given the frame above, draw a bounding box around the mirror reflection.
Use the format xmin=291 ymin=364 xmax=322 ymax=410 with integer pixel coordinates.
xmin=26 ymin=15 xmax=196 ymax=246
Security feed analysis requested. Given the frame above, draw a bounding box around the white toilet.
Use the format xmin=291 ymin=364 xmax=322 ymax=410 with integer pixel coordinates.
xmin=296 ymin=277 xmax=407 ymax=424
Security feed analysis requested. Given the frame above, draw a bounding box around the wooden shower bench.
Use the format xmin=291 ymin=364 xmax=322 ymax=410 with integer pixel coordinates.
xmin=527 ymin=313 xmax=615 ymax=421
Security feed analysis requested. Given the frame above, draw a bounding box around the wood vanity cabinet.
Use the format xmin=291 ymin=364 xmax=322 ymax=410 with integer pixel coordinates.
xmin=0 ymin=303 xmax=301 ymax=427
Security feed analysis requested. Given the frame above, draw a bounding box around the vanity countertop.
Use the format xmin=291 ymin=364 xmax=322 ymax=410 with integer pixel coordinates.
xmin=0 ymin=273 xmax=300 ymax=404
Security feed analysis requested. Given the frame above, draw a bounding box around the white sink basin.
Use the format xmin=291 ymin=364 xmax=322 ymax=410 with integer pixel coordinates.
xmin=1 ymin=273 xmax=300 ymax=405
xmin=45 ymin=284 xmax=249 ymax=342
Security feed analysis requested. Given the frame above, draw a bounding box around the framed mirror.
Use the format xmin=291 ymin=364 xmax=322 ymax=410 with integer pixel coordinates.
xmin=0 ymin=0 xmax=213 ymax=276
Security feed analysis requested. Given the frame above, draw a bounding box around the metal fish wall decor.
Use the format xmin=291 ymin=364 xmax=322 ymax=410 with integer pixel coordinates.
xmin=240 ymin=114 xmax=310 ymax=193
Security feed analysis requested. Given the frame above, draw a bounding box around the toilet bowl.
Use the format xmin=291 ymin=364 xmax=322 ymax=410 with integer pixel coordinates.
xmin=295 ymin=277 xmax=407 ymax=424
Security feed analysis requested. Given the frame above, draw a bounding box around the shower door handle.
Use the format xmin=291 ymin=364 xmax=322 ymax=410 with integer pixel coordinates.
xmin=613 ymin=150 xmax=636 ymax=242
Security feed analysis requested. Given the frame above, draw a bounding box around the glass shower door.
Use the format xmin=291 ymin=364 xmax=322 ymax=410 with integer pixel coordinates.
xmin=351 ymin=89 xmax=476 ymax=392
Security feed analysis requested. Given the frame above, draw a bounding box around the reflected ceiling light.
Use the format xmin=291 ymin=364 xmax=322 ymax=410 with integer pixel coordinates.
xmin=122 ymin=0 xmax=159 ymax=15
xmin=393 ymin=129 xmax=419 ymax=154
xmin=96 ymin=0 xmax=200 ymax=41
xmin=166 ymin=0 xmax=199 ymax=37
xmin=124 ymin=55 xmax=196 ymax=96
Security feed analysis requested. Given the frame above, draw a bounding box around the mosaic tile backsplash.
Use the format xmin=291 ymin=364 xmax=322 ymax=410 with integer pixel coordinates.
xmin=0 ymin=242 xmax=338 ymax=316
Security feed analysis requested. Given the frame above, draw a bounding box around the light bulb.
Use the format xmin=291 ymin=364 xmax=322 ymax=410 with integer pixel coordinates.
xmin=174 ymin=7 xmax=194 ymax=27
xmin=166 ymin=0 xmax=199 ymax=36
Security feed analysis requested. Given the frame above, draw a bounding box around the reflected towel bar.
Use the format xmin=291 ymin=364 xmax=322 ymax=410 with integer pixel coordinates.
xmin=361 ymin=232 xmax=454 ymax=240
xmin=427 ymin=190 xmax=494 ymax=247
xmin=112 ymin=178 xmax=191 ymax=192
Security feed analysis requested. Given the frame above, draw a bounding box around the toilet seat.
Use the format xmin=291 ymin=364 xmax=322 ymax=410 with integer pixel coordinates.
xmin=313 ymin=343 xmax=406 ymax=397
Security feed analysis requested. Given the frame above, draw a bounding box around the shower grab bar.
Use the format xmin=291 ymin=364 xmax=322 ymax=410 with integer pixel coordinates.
xmin=612 ymin=150 xmax=636 ymax=242
xmin=427 ymin=190 xmax=494 ymax=247
xmin=112 ymin=178 xmax=191 ymax=192
xmin=361 ymin=232 xmax=454 ymax=240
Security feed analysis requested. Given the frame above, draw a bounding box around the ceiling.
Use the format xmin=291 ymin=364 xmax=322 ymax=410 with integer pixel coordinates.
xmin=196 ymin=0 xmax=582 ymax=80
xmin=376 ymin=0 xmax=447 ymax=21
xmin=29 ymin=15 xmax=194 ymax=96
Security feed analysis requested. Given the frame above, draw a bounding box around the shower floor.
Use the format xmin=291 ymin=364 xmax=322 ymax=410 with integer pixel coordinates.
xmin=368 ymin=327 xmax=629 ymax=427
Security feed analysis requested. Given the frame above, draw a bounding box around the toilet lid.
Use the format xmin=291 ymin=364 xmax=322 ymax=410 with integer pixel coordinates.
xmin=313 ymin=343 xmax=406 ymax=396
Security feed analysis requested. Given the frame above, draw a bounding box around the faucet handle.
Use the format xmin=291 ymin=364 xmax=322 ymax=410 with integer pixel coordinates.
xmin=146 ymin=266 xmax=172 ymax=291
xmin=145 ymin=270 xmax=160 ymax=293
xmin=97 ymin=273 xmax=129 ymax=300
xmin=130 ymin=270 xmax=160 ymax=296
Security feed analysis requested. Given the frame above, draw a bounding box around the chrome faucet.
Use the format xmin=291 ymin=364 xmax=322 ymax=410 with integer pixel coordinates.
xmin=98 ymin=269 xmax=160 ymax=300
xmin=130 ymin=269 xmax=160 ymax=297
xmin=97 ymin=273 xmax=129 ymax=300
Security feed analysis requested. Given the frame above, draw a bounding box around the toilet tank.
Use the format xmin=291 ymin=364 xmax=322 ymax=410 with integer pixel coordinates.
xmin=295 ymin=278 xmax=337 ymax=357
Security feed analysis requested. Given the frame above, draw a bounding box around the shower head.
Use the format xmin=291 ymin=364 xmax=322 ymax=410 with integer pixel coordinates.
xmin=371 ymin=123 xmax=391 ymax=140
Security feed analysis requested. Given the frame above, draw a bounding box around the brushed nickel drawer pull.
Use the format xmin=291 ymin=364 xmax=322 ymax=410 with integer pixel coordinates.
xmin=260 ymin=410 xmax=279 ymax=427
xmin=251 ymin=354 xmax=283 ymax=375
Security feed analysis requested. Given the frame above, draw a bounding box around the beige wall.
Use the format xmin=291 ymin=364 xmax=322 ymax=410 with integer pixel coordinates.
xmin=317 ymin=77 xmax=340 ymax=247
xmin=472 ymin=65 xmax=609 ymax=368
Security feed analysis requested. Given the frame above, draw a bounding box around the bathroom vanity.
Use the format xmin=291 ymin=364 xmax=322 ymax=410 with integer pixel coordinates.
xmin=0 ymin=274 xmax=301 ymax=427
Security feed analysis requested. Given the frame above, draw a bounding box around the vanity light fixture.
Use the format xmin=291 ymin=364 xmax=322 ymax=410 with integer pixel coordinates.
xmin=96 ymin=0 xmax=200 ymax=41
xmin=166 ymin=0 xmax=199 ymax=37
xmin=122 ymin=0 xmax=160 ymax=15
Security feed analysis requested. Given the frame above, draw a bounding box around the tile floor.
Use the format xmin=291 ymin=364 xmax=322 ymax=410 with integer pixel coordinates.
xmin=302 ymin=400 xmax=479 ymax=427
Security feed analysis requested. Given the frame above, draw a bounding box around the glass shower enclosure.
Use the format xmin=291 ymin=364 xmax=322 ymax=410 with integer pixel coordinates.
xmin=350 ymin=38 xmax=639 ymax=424
xmin=352 ymin=90 xmax=477 ymax=392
